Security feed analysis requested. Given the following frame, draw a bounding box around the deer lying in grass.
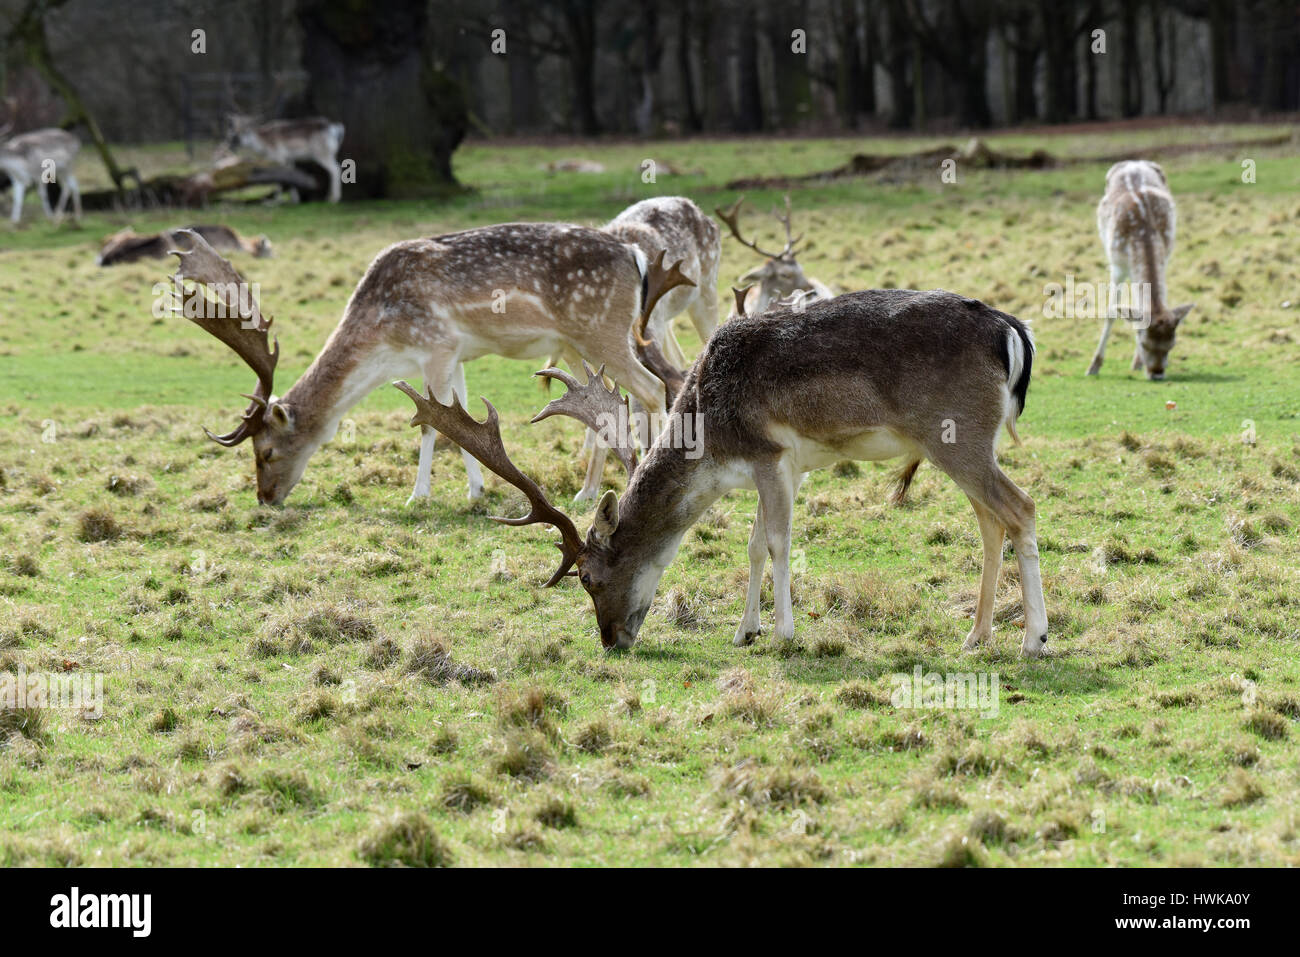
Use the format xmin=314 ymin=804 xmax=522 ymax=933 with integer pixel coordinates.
xmin=99 ymin=224 xmax=272 ymax=266
xmin=0 ymin=127 xmax=81 ymax=224
xmin=167 ymin=225 xmax=675 ymax=506
xmin=225 ymin=115 xmax=345 ymax=203
xmin=716 ymin=195 xmax=833 ymax=316
xmin=396 ymin=258 xmax=1047 ymax=657
xmin=1088 ymin=161 xmax=1194 ymax=380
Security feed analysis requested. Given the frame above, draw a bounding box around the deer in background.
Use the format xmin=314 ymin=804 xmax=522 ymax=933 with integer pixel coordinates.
xmin=167 ymin=224 xmax=678 ymax=506
xmin=549 ymin=196 xmax=722 ymax=500
xmin=397 ymin=269 xmax=1047 ymax=659
xmin=716 ymin=195 xmax=833 ymax=316
xmin=99 ymin=224 xmax=272 ymax=266
xmin=1088 ymin=160 xmax=1194 ymax=380
xmin=224 ymin=115 xmax=345 ymax=203
xmin=0 ymin=126 xmax=81 ymax=224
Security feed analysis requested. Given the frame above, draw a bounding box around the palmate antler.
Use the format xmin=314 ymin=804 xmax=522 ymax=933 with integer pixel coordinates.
xmin=715 ymin=195 xmax=803 ymax=261
xmin=170 ymin=230 xmax=278 ymax=446
xmin=633 ymin=250 xmax=696 ymax=407
xmin=532 ymin=362 xmax=639 ymax=475
xmin=393 ymin=382 xmax=583 ymax=587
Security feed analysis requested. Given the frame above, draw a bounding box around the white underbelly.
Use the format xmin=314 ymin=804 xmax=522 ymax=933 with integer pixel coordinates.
xmin=769 ymin=424 xmax=918 ymax=473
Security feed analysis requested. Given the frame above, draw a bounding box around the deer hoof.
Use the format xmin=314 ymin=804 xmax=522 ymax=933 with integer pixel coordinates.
xmin=1085 ymin=360 xmax=1102 ymax=376
xmin=733 ymin=627 xmax=760 ymax=647
xmin=962 ymin=628 xmax=991 ymax=652
xmin=1020 ymin=633 xmax=1048 ymax=658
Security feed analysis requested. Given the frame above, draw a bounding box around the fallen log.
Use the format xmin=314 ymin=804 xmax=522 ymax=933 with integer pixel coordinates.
xmin=75 ymin=161 xmax=324 ymax=212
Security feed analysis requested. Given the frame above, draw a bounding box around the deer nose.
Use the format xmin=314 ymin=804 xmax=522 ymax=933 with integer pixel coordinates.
xmin=1148 ymin=371 xmax=1165 ymax=381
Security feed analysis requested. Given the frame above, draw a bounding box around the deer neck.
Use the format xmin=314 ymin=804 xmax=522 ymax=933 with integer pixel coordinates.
xmin=280 ymin=333 xmax=396 ymax=448
xmin=613 ymin=409 xmax=741 ymax=572
xmin=1128 ymin=227 xmax=1169 ymax=316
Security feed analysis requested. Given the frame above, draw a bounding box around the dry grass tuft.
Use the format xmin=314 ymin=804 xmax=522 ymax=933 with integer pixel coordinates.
xmin=77 ymin=508 xmax=122 ymax=543
xmin=405 ymin=635 xmax=494 ymax=686
xmin=357 ymin=811 xmax=453 ymax=868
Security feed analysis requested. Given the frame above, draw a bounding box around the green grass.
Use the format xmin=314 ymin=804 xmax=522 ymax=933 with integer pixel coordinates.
xmin=1 ymin=126 xmax=1298 ymax=866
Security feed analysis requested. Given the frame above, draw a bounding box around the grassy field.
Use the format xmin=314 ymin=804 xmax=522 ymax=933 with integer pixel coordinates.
xmin=1 ymin=124 xmax=1298 ymax=866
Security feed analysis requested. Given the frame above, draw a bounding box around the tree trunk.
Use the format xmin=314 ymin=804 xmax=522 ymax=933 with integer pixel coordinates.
xmin=297 ymin=0 xmax=467 ymax=198
xmin=700 ymin=2 xmax=736 ymax=130
xmin=766 ymin=0 xmax=811 ymax=128
xmin=563 ymin=0 xmax=601 ymax=135
xmin=1119 ymin=0 xmax=1142 ymax=117
xmin=736 ymin=5 xmax=763 ymax=131
xmin=502 ymin=0 xmax=539 ymax=133
xmin=676 ymin=0 xmax=702 ymax=132
xmin=883 ymin=0 xmax=913 ymax=128
xmin=835 ymin=0 xmax=866 ymax=127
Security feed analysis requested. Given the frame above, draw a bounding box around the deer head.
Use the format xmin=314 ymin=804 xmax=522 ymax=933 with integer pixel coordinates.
xmin=393 ymin=251 xmax=694 ymax=649
xmin=1126 ymin=303 xmax=1195 ymax=380
xmin=716 ymin=195 xmax=815 ymax=311
xmin=170 ymin=230 xmax=310 ymax=505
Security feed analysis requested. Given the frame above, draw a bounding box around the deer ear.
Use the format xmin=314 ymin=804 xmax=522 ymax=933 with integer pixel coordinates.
xmin=592 ymin=489 xmax=619 ymax=541
xmin=1170 ymin=303 xmax=1194 ymax=325
xmin=267 ymin=402 xmax=292 ymax=430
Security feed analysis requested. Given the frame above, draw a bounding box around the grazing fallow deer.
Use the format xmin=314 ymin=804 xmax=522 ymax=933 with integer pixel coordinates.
xmin=225 ymin=115 xmax=345 ymax=203
xmin=1089 ymin=161 xmax=1194 ymax=380
xmin=397 ymin=267 xmax=1047 ymax=658
xmin=716 ymin=195 xmax=833 ymax=316
xmin=99 ymin=224 xmax=272 ymax=266
xmin=0 ymin=128 xmax=81 ymax=224
xmin=167 ymin=224 xmax=676 ymax=506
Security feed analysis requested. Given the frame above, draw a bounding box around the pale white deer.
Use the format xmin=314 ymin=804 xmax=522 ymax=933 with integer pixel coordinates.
xmin=396 ymin=261 xmax=1048 ymax=658
xmin=225 ymin=115 xmax=345 ymax=203
xmin=1088 ymin=160 xmax=1194 ymax=380
xmin=716 ymin=195 xmax=833 ymax=316
xmin=166 ymin=226 xmax=678 ymax=506
xmin=0 ymin=127 xmax=81 ymax=224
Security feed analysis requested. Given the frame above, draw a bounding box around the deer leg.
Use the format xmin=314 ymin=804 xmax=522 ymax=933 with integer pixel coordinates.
xmin=409 ymin=425 xmax=436 ymax=503
xmin=1086 ymin=312 xmax=1117 ymax=376
xmin=452 ymin=362 xmax=484 ymax=500
xmin=327 ymin=160 xmax=341 ymax=203
xmin=983 ymin=467 xmax=1047 ymax=657
xmin=8 ymin=180 xmax=23 ymax=224
xmin=575 ymin=434 xmax=609 ymax=502
xmin=962 ymin=498 xmax=1004 ymax=651
xmin=754 ymin=460 xmax=797 ymax=642
xmin=734 ymin=500 xmax=768 ymax=646
xmin=1131 ymin=344 xmax=1144 ymax=371
xmin=69 ymin=174 xmax=82 ymax=223
xmin=1089 ymin=262 xmax=1130 ymax=375
xmin=687 ymin=283 xmax=719 ymax=343
xmin=37 ymin=180 xmax=53 ymax=219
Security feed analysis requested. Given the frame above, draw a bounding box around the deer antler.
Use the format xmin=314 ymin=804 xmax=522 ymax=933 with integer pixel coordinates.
xmin=715 ymin=196 xmax=797 ymax=261
xmin=770 ymin=194 xmax=804 ymax=257
xmin=532 ymin=362 xmax=639 ymax=475
xmin=392 ymin=382 xmax=583 ymax=587
xmin=170 ymin=230 xmax=279 ymax=446
xmin=732 ymin=285 xmax=753 ymax=317
xmin=633 ymin=250 xmax=695 ymax=408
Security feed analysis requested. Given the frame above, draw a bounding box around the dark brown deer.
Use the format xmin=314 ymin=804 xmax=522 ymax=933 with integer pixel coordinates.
xmin=396 ymin=258 xmax=1047 ymax=658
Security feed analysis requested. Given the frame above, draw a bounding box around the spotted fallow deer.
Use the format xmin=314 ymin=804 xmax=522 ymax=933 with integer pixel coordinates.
xmin=1088 ymin=161 xmax=1194 ymax=380
xmin=225 ymin=115 xmax=345 ymax=203
xmin=396 ymin=263 xmax=1047 ymax=658
xmin=555 ymin=196 xmax=722 ymax=502
xmin=716 ymin=195 xmax=833 ymax=316
xmin=0 ymin=127 xmax=81 ymax=224
xmin=166 ymin=225 xmax=677 ymax=506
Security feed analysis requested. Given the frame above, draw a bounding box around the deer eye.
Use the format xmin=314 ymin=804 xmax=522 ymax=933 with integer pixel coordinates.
xmin=580 ymin=572 xmax=592 ymax=587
